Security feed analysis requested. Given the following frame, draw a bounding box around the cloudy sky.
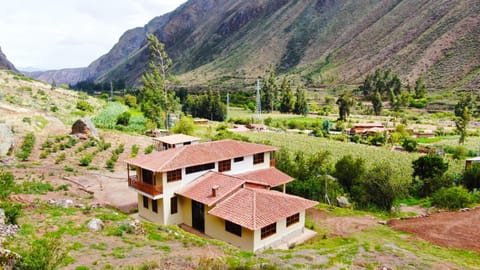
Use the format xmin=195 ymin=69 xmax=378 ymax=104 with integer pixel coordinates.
xmin=0 ymin=0 xmax=187 ymax=70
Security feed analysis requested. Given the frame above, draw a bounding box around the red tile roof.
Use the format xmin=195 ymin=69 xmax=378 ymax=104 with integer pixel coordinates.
xmin=235 ymin=168 xmax=293 ymax=187
xmin=125 ymin=140 xmax=278 ymax=172
xmin=152 ymin=134 xmax=200 ymax=145
xmin=176 ymin=171 xmax=246 ymax=206
xmin=208 ymin=188 xmax=318 ymax=230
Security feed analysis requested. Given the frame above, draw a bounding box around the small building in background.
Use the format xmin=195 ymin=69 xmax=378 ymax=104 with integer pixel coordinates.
xmin=153 ymin=134 xmax=200 ymax=151
xmin=465 ymin=157 xmax=480 ymax=168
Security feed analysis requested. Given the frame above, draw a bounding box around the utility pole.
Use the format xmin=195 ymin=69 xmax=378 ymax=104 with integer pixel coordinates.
xmin=256 ymin=79 xmax=262 ymax=122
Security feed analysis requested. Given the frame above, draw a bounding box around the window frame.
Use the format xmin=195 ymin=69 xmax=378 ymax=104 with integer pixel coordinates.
xmin=152 ymin=199 xmax=158 ymax=213
xmin=253 ymin=153 xmax=265 ymax=165
xmin=234 ymin=156 xmax=244 ymax=163
xmin=143 ymin=195 xmax=149 ymax=209
xmin=170 ymin=196 xmax=178 ymax=214
xmin=167 ymin=169 xmax=182 ymax=182
xmin=286 ymin=213 xmax=300 ymax=227
xmin=261 ymin=222 xmax=276 ymax=239
xmin=186 ymin=162 xmax=215 ymax=174
xmin=218 ymin=159 xmax=231 ymax=172
xmin=225 ymin=220 xmax=242 ymax=237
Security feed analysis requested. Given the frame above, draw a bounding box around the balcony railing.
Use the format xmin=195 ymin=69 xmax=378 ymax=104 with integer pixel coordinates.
xmin=128 ymin=175 xmax=163 ymax=197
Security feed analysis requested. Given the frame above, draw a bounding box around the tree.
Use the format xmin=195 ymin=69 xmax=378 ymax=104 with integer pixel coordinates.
xmin=372 ymin=91 xmax=383 ymax=115
xmin=454 ymin=93 xmax=473 ymax=144
xmin=279 ymin=77 xmax=294 ymax=113
xmin=140 ymin=34 xmax=173 ymax=129
xmin=171 ymin=115 xmax=196 ymax=136
xmin=336 ymin=91 xmax=354 ymax=121
xmin=363 ymin=164 xmax=396 ymax=211
xmin=334 ymin=155 xmax=366 ymax=192
xmin=414 ymin=77 xmax=427 ymax=99
xmin=261 ymin=68 xmax=277 ymax=112
xmin=412 ymin=154 xmax=449 ymax=196
xmin=294 ymin=84 xmax=308 ymax=115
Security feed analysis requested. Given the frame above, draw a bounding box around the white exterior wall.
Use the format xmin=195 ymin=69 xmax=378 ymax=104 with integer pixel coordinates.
xmin=161 ymin=173 xmax=183 ymax=225
xmin=137 ymin=194 xmax=165 ymax=224
xmin=252 ymin=211 xmax=306 ymax=252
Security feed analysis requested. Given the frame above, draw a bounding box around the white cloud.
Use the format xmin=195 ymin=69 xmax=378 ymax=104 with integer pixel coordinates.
xmin=0 ymin=0 xmax=186 ymax=70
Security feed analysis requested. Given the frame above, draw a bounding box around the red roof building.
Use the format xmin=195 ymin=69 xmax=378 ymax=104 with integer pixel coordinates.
xmin=125 ymin=139 xmax=317 ymax=252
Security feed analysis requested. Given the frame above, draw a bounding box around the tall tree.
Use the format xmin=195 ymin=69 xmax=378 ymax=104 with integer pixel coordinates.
xmin=454 ymin=93 xmax=474 ymax=144
xmin=414 ymin=77 xmax=427 ymax=99
xmin=336 ymin=91 xmax=355 ymax=121
xmin=279 ymin=77 xmax=294 ymax=113
xmin=140 ymin=34 xmax=173 ymax=129
xmin=372 ymin=91 xmax=383 ymax=115
xmin=261 ymin=68 xmax=277 ymax=112
xmin=294 ymin=84 xmax=308 ymax=116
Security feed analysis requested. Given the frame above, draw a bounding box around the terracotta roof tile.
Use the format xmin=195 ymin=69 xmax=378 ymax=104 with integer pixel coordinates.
xmin=125 ymin=140 xmax=278 ymax=172
xmin=235 ymin=167 xmax=293 ymax=187
xmin=176 ymin=171 xmax=245 ymax=206
xmin=152 ymin=134 xmax=200 ymax=145
xmin=208 ymin=188 xmax=318 ymax=230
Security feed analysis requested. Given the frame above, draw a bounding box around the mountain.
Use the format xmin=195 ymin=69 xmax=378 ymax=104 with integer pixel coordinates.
xmin=0 ymin=46 xmax=18 ymax=72
xmin=30 ymin=0 xmax=480 ymax=91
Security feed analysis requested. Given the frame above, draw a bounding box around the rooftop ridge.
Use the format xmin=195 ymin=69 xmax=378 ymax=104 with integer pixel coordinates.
xmin=158 ymin=146 xmax=187 ymax=171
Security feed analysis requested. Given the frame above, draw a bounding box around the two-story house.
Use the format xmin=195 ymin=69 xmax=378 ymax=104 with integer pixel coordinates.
xmin=125 ymin=138 xmax=317 ymax=252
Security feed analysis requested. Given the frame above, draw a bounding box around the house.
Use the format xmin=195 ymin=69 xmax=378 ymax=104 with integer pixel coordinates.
xmin=153 ymin=134 xmax=200 ymax=151
xmin=125 ymin=138 xmax=317 ymax=252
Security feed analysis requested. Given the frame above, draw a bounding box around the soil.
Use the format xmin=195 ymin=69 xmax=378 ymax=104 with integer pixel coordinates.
xmin=306 ymin=208 xmax=380 ymax=237
xmin=389 ymin=207 xmax=480 ymax=252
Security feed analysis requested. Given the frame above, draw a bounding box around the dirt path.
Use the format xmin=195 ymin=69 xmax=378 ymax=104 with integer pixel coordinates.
xmin=389 ymin=207 xmax=480 ymax=252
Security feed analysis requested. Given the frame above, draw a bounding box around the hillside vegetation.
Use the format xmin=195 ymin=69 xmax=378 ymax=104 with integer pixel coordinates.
xmin=29 ymin=0 xmax=480 ymax=93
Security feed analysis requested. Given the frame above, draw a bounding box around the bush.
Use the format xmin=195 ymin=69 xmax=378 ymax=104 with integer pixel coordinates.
xmin=79 ymin=154 xmax=94 ymax=166
xmin=16 ymin=133 xmax=36 ymax=161
xmin=0 ymin=171 xmax=16 ymax=199
xmin=171 ymin=116 xmax=195 ymax=136
xmin=402 ymin=137 xmax=417 ymax=152
xmin=76 ymin=100 xmax=93 ymax=112
xmin=431 ymin=186 xmax=472 ymax=210
xmin=55 ymin=153 xmax=66 ymax=164
xmin=130 ymin=145 xmax=139 ymax=158
xmin=0 ymin=201 xmax=22 ymax=224
xmin=463 ymin=163 xmax=480 ymax=190
xmin=451 ymin=145 xmax=467 ymax=160
xmin=15 ymin=234 xmax=69 ymax=270
xmin=114 ymin=144 xmax=125 ymax=155
xmin=106 ymin=159 xmax=115 ymax=170
xmin=115 ymin=111 xmax=131 ymax=126
xmin=144 ymin=145 xmax=155 ymax=154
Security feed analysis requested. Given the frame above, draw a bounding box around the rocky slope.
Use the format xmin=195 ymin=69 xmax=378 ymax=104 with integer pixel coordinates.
xmin=0 ymin=46 xmax=17 ymax=72
xmin=29 ymin=0 xmax=480 ymax=91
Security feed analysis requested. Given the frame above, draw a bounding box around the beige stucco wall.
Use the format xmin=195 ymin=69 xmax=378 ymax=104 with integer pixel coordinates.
xmin=253 ymin=211 xmax=306 ymax=252
xmin=204 ymin=205 xmax=254 ymax=251
xmin=137 ymin=194 xmax=165 ymax=224
xmin=180 ymin=197 xmax=193 ymax=227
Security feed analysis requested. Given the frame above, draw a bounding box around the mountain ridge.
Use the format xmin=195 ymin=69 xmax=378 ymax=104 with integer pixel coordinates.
xmin=0 ymin=46 xmax=18 ymax=72
xmin=28 ymin=0 xmax=480 ymax=92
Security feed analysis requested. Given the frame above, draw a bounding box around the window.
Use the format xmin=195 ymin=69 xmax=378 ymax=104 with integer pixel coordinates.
xmin=183 ymin=142 xmax=191 ymax=146
xmin=186 ymin=163 xmax=215 ymax=174
xmin=225 ymin=220 xmax=242 ymax=237
xmin=142 ymin=169 xmax=154 ymax=185
xmin=170 ymin=196 xmax=178 ymax=214
xmin=234 ymin=156 xmax=244 ymax=163
xmin=143 ymin=196 xmax=149 ymax=209
xmin=286 ymin=213 xmax=299 ymax=227
xmin=167 ymin=169 xmax=182 ymax=182
xmin=218 ymin=159 xmax=231 ymax=172
xmin=261 ymin=223 xmax=276 ymax=239
xmin=253 ymin=153 xmax=264 ymax=165
xmin=152 ymin=199 xmax=158 ymax=213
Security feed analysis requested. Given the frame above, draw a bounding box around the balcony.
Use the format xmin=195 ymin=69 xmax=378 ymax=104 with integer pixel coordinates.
xmin=128 ymin=175 xmax=163 ymax=197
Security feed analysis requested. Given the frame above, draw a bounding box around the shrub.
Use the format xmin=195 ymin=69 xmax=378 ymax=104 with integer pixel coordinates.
xmin=114 ymin=144 xmax=124 ymax=155
xmin=130 ymin=145 xmax=139 ymax=158
xmin=106 ymin=159 xmax=115 ymax=170
xmin=115 ymin=111 xmax=131 ymax=126
xmin=171 ymin=116 xmax=195 ymax=135
xmin=0 ymin=201 xmax=22 ymax=224
xmin=451 ymin=145 xmax=467 ymax=160
xmin=76 ymin=100 xmax=93 ymax=112
xmin=0 ymin=171 xmax=16 ymax=199
xmin=402 ymin=137 xmax=417 ymax=152
xmin=79 ymin=154 xmax=94 ymax=166
xmin=463 ymin=163 xmax=480 ymax=190
xmin=15 ymin=234 xmax=69 ymax=270
xmin=16 ymin=133 xmax=36 ymax=161
xmin=55 ymin=153 xmax=66 ymax=164
xmin=144 ymin=145 xmax=155 ymax=154
xmin=431 ymin=186 xmax=472 ymax=210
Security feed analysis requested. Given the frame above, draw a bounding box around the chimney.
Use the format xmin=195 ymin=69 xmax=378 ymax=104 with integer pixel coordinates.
xmin=212 ymin=185 xmax=220 ymax=197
